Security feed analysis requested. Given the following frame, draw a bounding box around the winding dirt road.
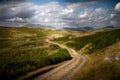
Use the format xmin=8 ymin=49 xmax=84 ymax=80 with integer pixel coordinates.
xmin=34 ymin=40 xmax=87 ymax=80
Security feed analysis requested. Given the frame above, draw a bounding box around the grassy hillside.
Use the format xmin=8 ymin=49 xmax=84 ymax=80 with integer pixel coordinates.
xmin=1 ymin=27 xmax=120 ymax=80
xmin=77 ymin=61 xmax=120 ymax=80
xmin=54 ymin=29 xmax=120 ymax=54
xmin=0 ymin=27 xmax=72 ymax=80
xmin=73 ymin=41 xmax=120 ymax=80
xmin=54 ymin=29 xmax=120 ymax=80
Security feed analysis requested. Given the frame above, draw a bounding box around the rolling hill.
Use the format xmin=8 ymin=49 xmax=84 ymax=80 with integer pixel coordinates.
xmin=0 ymin=26 xmax=72 ymax=80
xmin=0 ymin=26 xmax=120 ymax=80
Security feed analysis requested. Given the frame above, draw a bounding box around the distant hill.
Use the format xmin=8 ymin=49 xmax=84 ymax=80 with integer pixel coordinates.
xmin=63 ymin=27 xmax=94 ymax=31
xmin=102 ymin=26 xmax=118 ymax=29
xmin=0 ymin=21 xmax=119 ymax=31
xmin=0 ymin=21 xmax=27 ymax=27
xmin=0 ymin=21 xmax=55 ymax=29
xmin=24 ymin=23 xmax=55 ymax=29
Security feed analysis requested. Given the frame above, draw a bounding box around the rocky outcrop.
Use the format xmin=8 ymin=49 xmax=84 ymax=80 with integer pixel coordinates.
xmin=104 ymin=52 xmax=120 ymax=62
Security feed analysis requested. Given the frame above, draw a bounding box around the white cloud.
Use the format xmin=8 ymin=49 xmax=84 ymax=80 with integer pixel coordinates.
xmin=62 ymin=9 xmax=74 ymax=14
xmin=95 ymin=8 xmax=105 ymax=13
xmin=10 ymin=7 xmax=16 ymax=11
xmin=110 ymin=13 xmax=115 ymax=17
xmin=79 ymin=12 xmax=87 ymax=18
xmin=115 ymin=2 xmax=120 ymax=11
xmin=66 ymin=3 xmax=83 ymax=10
xmin=111 ymin=2 xmax=120 ymax=27
xmin=0 ymin=1 xmax=111 ymax=28
xmin=86 ymin=1 xmax=98 ymax=5
xmin=6 ymin=17 xmax=25 ymax=22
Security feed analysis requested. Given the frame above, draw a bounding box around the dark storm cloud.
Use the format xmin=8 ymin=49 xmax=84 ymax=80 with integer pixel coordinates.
xmin=0 ymin=2 xmax=35 ymax=22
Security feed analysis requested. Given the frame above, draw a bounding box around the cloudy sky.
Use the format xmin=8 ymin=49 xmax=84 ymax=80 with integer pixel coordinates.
xmin=0 ymin=0 xmax=120 ymax=29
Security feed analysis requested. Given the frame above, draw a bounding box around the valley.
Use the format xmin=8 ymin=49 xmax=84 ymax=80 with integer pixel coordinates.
xmin=0 ymin=26 xmax=120 ymax=80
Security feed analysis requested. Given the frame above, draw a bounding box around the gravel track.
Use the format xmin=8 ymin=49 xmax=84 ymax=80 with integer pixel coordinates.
xmin=34 ymin=40 xmax=87 ymax=80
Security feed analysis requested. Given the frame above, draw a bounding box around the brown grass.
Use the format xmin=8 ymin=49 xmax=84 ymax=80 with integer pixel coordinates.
xmin=72 ymin=41 xmax=120 ymax=80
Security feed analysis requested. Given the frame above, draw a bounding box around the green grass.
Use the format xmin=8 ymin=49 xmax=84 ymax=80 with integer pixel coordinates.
xmin=53 ymin=34 xmax=74 ymax=43
xmin=0 ymin=48 xmax=71 ymax=80
xmin=0 ymin=27 xmax=72 ymax=80
xmin=1 ymin=26 xmax=120 ymax=80
xmin=46 ymin=48 xmax=72 ymax=64
xmin=55 ymin=29 xmax=120 ymax=54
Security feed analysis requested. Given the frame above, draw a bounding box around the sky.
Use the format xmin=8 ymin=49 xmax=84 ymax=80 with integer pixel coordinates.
xmin=0 ymin=0 xmax=120 ymax=29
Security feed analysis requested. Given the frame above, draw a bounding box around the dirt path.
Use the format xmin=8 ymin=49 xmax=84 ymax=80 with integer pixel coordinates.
xmin=34 ymin=40 xmax=87 ymax=80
